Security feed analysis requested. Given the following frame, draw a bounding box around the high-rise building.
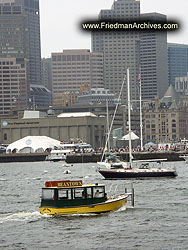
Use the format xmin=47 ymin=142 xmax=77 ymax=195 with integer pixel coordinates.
xmin=0 ymin=58 xmax=28 ymax=115
xmin=0 ymin=0 xmax=41 ymax=115
xmin=0 ymin=0 xmax=41 ymax=86
xmin=92 ymin=0 xmax=140 ymax=103
xmin=51 ymin=49 xmax=103 ymax=103
xmin=140 ymin=13 xmax=168 ymax=100
xmin=168 ymin=43 xmax=188 ymax=87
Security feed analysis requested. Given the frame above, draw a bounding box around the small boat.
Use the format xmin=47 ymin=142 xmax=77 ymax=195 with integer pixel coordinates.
xmin=40 ymin=180 xmax=133 ymax=215
xmin=46 ymin=149 xmax=72 ymax=162
xmin=63 ymin=169 xmax=71 ymax=174
xmin=179 ymin=155 xmax=188 ymax=163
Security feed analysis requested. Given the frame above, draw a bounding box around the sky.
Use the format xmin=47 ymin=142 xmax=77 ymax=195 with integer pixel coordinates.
xmin=40 ymin=0 xmax=188 ymax=58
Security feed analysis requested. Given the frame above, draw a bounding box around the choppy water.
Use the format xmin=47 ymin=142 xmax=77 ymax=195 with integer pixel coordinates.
xmin=0 ymin=161 xmax=187 ymax=250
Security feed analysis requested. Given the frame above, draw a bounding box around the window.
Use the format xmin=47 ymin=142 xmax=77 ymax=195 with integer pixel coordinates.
xmin=86 ymin=187 xmax=92 ymax=198
xmin=42 ymin=189 xmax=54 ymax=200
xmin=52 ymin=56 xmax=56 ymax=61
xmin=4 ymin=133 xmax=7 ymax=140
xmin=93 ymin=187 xmax=105 ymax=198
xmin=73 ymin=188 xmax=85 ymax=199
xmin=58 ymin=189 xmax=71 ymax=200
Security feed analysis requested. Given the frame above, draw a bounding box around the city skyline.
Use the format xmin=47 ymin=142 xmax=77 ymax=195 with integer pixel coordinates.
xmin=40 ymin=0 xmax=187 ymax=58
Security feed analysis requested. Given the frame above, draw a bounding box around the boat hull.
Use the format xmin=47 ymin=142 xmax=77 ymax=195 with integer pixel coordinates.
xmin=98 ymin=169 xmax=177 ymax=179
xmin=40 ymin=195 xmax=127 ymax=215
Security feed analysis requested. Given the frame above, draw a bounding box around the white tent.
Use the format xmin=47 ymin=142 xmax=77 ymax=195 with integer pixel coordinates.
xmin=6 ymin=136 xmax=61 ymax=153
xmin=122 ymin=132 xmax=139 ymax=140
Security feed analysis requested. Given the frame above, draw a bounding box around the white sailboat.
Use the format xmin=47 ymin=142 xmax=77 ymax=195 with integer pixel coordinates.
xmin=98 ymin=68 xmax=178 ymax=179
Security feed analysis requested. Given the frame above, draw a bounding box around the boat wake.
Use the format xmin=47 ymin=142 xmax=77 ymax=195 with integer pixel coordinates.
xmin=0 ymin=211 xmax=45 ymax=223
xmin=115 ymin=205 xmax=127 ymax=212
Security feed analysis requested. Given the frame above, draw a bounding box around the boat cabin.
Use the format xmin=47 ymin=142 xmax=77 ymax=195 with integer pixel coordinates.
xmin=40 ymin=180 xmax=106 ymax=208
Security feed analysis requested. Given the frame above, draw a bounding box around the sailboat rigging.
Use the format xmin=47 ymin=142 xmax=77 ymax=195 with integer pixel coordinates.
xmin=98 ymin=74 xmax=127 ymax=169
xmin=98 ymin=68 xmax=177 ymax=179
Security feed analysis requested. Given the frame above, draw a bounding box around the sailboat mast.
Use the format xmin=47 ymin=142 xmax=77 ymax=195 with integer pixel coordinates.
xmin=106 ymin=99 xmax=110 ymax=152
xmin=127 ymin=68 xmax=133 ymax=167
xmin=139 ymin=70 xmax=143 ymax=151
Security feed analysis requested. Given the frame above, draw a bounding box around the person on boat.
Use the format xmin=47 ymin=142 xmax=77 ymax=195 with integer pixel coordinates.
xmin=94 ymin=190 xmax=100 ymax=197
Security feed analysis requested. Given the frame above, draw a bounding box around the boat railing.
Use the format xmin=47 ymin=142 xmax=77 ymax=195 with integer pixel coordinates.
xmin=107 ymin=183 xmax=129 ymax=196
xmin=107 ymin=183 xmax=134 ymax=207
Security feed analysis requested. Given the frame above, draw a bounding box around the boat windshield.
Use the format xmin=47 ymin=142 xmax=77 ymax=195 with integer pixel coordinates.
xmin=42 ymin=189 xmax=54 ymax=200
xmin=107 ymin=156 xmax=121 ymax=163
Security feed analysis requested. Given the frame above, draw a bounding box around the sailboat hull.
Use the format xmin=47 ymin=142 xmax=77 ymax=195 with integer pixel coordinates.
xmin=98 ymin=169 xmax=177 ymax=179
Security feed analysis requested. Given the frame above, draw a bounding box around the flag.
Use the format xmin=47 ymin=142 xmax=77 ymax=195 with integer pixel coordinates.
xmin=138 ymin=73 xmax=141 ymax=88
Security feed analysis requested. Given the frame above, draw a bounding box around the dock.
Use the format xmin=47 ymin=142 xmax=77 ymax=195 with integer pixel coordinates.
xmin=65 ymin=151 xmax=187 ymax=163
xmin=0 ymin=152 xmax=48 ymax=163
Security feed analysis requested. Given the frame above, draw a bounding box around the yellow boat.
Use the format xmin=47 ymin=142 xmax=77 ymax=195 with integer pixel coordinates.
xmin=40 ymin=180 xmax=133 ymax=215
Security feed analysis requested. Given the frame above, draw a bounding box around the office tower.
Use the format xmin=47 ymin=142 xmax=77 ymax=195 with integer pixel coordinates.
xmin=42 ymin=58 xmax=52 ymax=91
xmin=0 ymin=58 xmax=28 ymax=115
xmin=140 ymin=13 xmax=168 ymax=100
xmin=92 ymin=0 xmax=140 ymax=103
xmin=0 ymin=0 xmax=41 ymax=86
xmin=0 ymin=0 xmax=41 ymax=115
xmin=51 ymin=49 xmax=103 ymax=103
xmin=168 ymin=43 xmax=188 ymax=87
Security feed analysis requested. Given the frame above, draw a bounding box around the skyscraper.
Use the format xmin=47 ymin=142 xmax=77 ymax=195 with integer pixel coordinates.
xmin=168 ymin=43 xmax=188 ymax=87
xmin=0 ymin=0 xmax=41 ymax=86
xmin=92 ymin=0 xmax=140 ymax=103
xmin=140 ymin=13 xmax=168 ymax=99
xmin=0 ymin=0 xmax=41 ymax=114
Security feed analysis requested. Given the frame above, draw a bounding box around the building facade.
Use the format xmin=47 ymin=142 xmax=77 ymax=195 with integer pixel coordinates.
xmin=168 ymin=43 xmax=188 ymax=87
xmin=143 ymin=98 xmax=187 ymax=143
xmin=175 ymin=73 xmax=188 ymax=94
xmin=53 ymin=92 xmax=79 ymax=107
xmin=0 ymin=114 xmax=106 ymax=149
xmin=92 ymin=0 xmax=140 ymax=103
xmin=78 ymin=88 xmax=118 ymax=105
xmin=30 ymin=84 xmax=52 ymax=109
xmin=140 ymin=13 xmax=168 ymax=100
xmin=51 ymin=49 xmax=103 ymax=105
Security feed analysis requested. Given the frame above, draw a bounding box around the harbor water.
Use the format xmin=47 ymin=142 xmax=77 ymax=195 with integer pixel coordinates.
xmin=0 ymin=161 xmax=187 ymax=250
